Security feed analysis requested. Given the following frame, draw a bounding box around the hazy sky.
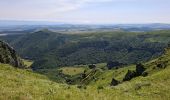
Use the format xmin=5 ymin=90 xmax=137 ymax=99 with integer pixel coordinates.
xmin=0 ymin=0 xmax=170 ymax=24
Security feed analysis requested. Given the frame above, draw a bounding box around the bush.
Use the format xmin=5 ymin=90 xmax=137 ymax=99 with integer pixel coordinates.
xmin=97 ymin=86 xmax=104 ymax=90
xmin=107 ymin=61 xmax=124 ymax=70
xmin=88 ymin=64 xmax=96 ymax=69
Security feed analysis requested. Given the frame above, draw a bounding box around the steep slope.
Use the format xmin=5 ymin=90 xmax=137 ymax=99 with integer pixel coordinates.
xmin=0 ymin=47 xmax=170 ymax=100
xmin=0 ymin=40 xmax=24 ymax=68
xmin=0 ymin=63 xmax=138 ymax=100
xmin=84 ymin=46 xmax=170 ymax=100
xmin=0 ymin=64 xmax=72 ymax=100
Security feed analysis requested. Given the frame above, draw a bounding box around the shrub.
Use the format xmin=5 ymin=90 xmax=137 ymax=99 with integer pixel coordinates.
xmin=88 ymin=64 xmax=96 ymax=69
xmin=107 ymin=61 xmax=124 ymax=70
xmin=97 ymin=86 xmax=104 ymax=90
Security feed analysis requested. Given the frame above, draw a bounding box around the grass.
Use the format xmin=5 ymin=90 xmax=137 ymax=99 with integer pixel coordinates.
xmin=23 ymin=59 xmax=33 ymax=68
xmin=58 ymin=63 xmax=106 ymax=76
xmin=59 ymin=67 xmax=85 ymax=76
xmin=34 ymin=65 xmax=87 ymax=83
xmin=0 ymin=48 xmax=170 ymax=100
xmin=89 ymin=65 xmax=136 ymax=87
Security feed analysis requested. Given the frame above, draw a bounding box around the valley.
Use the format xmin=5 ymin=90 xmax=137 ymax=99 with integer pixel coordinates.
xmin=1 ymin=0 xmax=170 ymax=99
xmin=0 ymin=42 xmax=170 ymax=100
xmin=0 ymin=28 xmax=170 ymax=100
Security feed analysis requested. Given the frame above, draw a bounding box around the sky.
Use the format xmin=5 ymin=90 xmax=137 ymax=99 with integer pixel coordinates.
xmin=0 ymin=0 xmax=170 ymax=24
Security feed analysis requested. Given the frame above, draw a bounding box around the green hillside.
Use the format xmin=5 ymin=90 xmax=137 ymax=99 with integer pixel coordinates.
xmin=1 ymin=30 xmax=170 ymax=69
xmin=0 ymin=46 xmax=170 ymax=100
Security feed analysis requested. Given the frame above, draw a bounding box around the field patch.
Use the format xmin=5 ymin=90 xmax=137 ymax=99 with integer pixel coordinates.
xmin=59 ymin=67 xmax=85 ymax=76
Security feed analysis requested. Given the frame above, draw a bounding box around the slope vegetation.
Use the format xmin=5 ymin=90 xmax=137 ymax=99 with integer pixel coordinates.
xmin=0 ymin=47 xmax=170 ymax=100
xmin=1 ymin=30 xmax=170 ymax=69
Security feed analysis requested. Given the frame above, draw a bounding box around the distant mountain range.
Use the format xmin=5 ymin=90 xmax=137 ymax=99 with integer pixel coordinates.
xmin=0 ymin=20 xmax=170 ymax=35
xmin=0 ymin=20 xmax=170 ymax=27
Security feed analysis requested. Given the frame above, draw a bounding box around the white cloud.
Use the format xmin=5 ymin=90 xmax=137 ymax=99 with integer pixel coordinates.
xmin=43 ymin=0 xmax=136 ymax=13
xmin=0 ymin=0 xmax=133 ymax=15
xmin=1 ymin=0 xmax=169 ymax=23
xmin=45 ymin=0 xmax=113 ymax=12
xmin=0 ymin=0 xmax=114 ymax=19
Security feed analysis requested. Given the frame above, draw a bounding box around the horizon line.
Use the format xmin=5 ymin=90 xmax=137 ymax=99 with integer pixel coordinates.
xmin=0 ymin=19 xmax=170 ymax=25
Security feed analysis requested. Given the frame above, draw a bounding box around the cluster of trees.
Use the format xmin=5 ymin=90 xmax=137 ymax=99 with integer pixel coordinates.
xmin=1 ymin=30 xmax=170 ymax=70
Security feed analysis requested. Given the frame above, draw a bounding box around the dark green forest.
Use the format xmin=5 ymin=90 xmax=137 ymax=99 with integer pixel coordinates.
xmin=1 ymin=30 xmax=170 ymax=69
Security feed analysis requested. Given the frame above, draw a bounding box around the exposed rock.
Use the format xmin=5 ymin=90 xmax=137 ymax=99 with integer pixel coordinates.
xmin=142 ymin=72 xmax=148 ymax=77
xmin=123 ymin=63 xmax=146 ymax=81
xmin=123 ymin=70 xmax=136 ymax=81
xmin=81 ymin=73 xmax=86 ymax=78
xmin=66 ymin=79 xmax=74 ymax=85
xmin=0 ymin=40 xmax=24 ymax=68
xmin=136 ymin=63 xmax=145 ymax=75
xmin=110 ymin=78 xmax=119 ymax=86
xmin=168 ymin=43 xmax=170 ymax=48
xmin=156 ymin=61 xmax=168 ymax=69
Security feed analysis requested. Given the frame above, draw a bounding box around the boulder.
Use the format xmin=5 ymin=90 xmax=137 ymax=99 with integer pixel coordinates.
xmin=123 ymin=70 xmax=136 ymax=81
xmin=123 ymin=63 xmax=146 ymax=81
xmin=136 ymin=63 xmax=145 ymax=75
xmin=81 ymin=73 xmax=86 ymax=78
xmin=66 ymin=79 xmax=74 ymax=85
xmin=142 ymin=72 xmax=148 ymax=77
xmin=156 ymin=61 xmax=168 ymax=69
xmin=168 ymin=43 xmax=170 ymax=48
xmin=110 ymin=78 xmax=119 ymax=86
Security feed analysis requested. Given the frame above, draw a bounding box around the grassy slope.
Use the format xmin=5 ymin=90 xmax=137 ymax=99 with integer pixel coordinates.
xmin=59 ymin=66 xmax=85 ymax=76
xmin=0 ymin=48 xmax=170 ymax=100
xmin=22 ymin=59 xmax=33 ymax=68
xmin=89 ymin=47 xmax=170 ymax=99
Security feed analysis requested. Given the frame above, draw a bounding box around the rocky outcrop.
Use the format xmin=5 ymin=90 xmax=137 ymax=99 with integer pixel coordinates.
xmin=156 ymin=61 xmax=168 ymax=69
xmin=110 ymin=78 xmax=119 ymax=86
xmin=123 ymin=63 xmax=146 ymax=81
xmin=123 ymin=70 xmax=136 ymax=81
xmin=0 ymin=40 xmax=24 ymax=68
xmin=136 ymin=63 xmax=145 ymax=76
